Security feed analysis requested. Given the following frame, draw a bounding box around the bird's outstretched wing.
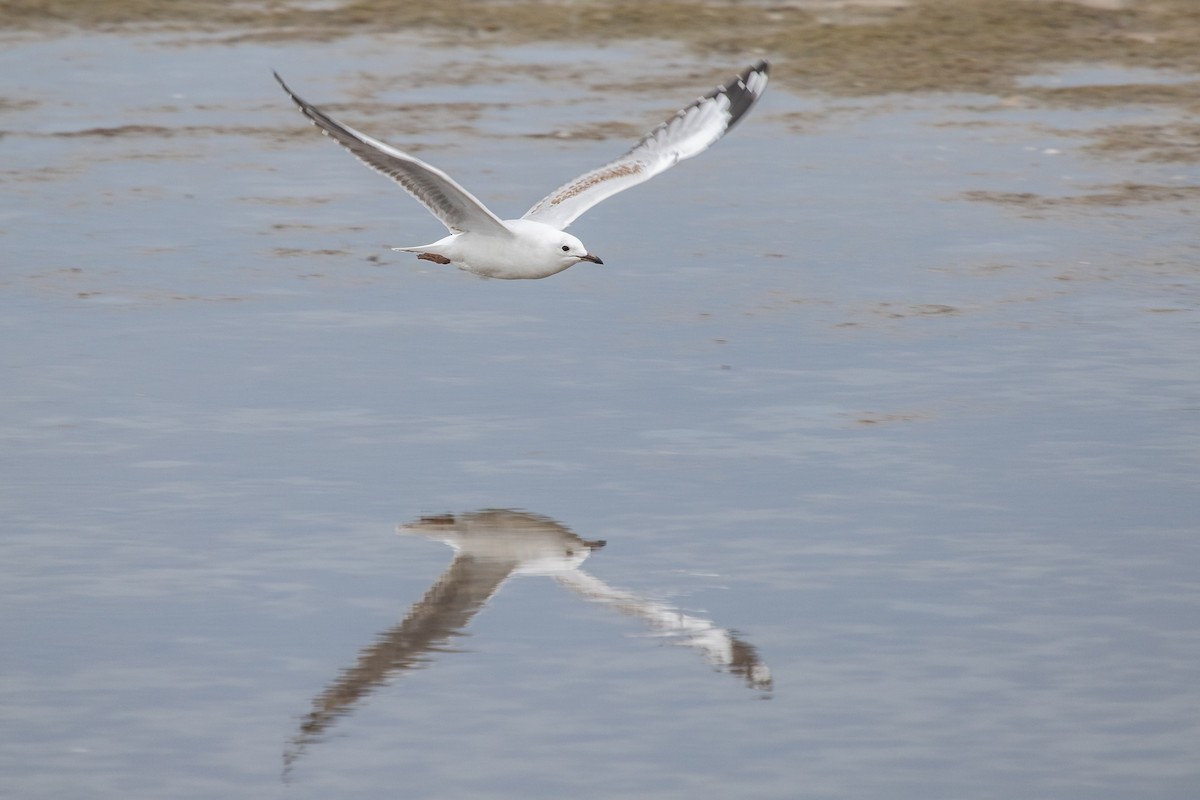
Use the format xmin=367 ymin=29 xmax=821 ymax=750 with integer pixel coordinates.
xmin=274 ymin=71 xmax=512 ymax=237
xmin=522 ymin=60 xmax=769 ymax=231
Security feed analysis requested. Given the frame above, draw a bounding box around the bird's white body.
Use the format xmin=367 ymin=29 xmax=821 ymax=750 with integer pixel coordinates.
xmin=395 ymin=219 xmax=594 ymax=280
xmin=274 ymin=61 xmax=769 ymax=279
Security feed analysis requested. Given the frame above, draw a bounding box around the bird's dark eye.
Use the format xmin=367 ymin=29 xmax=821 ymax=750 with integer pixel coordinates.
xmin=561 ymin=245 xmax=570 ymax=252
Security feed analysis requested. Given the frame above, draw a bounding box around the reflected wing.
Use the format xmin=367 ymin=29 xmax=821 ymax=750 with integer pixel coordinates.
xmin=522 ymin=60 xmax=769 ymax=231
xmin=554 ymin=569 xmax=773 ymax=692
xmin=274 ymin=71 xmax=512 ymax=236
xmin=285 ymin=554 xmax=515 ymax=772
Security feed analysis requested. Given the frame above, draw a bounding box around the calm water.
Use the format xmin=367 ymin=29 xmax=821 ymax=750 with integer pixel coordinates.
xmin=3 ymin=30 xmax=1199 ymax=800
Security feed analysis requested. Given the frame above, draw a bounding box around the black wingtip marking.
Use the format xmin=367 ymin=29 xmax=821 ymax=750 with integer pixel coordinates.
xmin=722 ymin=60 xmax=770 ymax=132
xmin=272 ymin=70 xmax=355 ymax=147
xmin=272 ymin=70 xmax=315 ymax=120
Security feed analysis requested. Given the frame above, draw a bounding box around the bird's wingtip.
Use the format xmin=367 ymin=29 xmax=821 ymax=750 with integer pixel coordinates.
xmin=740 ymin=59 xmax=770 ymax=100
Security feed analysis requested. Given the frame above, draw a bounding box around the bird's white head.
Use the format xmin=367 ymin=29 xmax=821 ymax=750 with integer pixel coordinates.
xmin=554 ymin=231 xmax=603 ymax=268
xmin=501 ymin=218 xmax=603 ymax=278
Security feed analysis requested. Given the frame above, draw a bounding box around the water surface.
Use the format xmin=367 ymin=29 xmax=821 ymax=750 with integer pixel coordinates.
xmin=2 ymin=28 xmax=1199 ymax=800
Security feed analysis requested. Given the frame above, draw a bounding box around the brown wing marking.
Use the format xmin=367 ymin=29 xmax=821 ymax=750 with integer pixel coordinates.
xmin=545 ymin=162 xmax=646 ymax=207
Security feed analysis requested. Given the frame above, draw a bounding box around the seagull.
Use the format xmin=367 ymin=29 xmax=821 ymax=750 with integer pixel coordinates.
xmin=273 ymin=61 xmax=769 ymax=279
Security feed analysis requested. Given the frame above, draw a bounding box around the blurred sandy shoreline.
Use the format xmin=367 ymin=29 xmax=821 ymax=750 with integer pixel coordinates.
xmin=4 ymin=0 xmax=1200 ymax=101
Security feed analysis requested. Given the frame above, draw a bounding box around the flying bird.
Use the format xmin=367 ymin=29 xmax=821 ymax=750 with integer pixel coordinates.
xmin=273 ymin=61 xmax=769 ymax=279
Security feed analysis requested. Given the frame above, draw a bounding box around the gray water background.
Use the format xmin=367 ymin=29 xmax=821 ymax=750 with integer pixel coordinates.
xmin=2 ymin=30 xmax=1199 ymax=800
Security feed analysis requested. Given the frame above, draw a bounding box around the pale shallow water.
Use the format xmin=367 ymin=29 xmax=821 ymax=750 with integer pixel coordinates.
xmin=2 ymin=29 xmax=1199 ymax=800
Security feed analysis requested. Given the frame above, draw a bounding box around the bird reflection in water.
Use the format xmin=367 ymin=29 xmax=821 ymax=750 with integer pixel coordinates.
xmin=285 ymin=509 xmax=771 ymax=772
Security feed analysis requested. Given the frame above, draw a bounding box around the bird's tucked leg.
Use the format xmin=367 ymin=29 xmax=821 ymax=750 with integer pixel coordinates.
xmin=416 ymin=252 xmax=452 ymax=264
